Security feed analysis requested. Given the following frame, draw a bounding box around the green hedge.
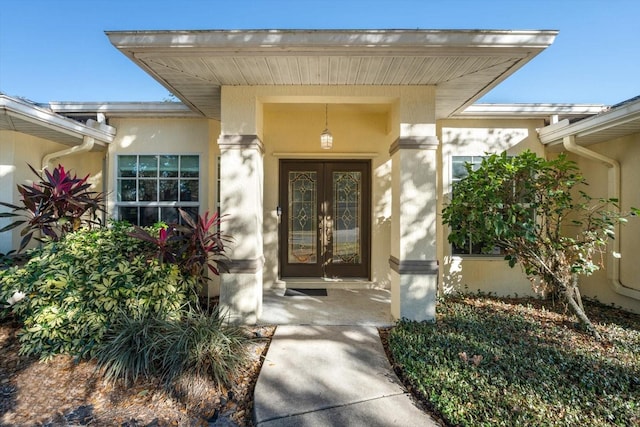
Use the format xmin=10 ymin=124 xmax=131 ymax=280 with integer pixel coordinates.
xmin=0 ymin=225 xmax=198 ymax=360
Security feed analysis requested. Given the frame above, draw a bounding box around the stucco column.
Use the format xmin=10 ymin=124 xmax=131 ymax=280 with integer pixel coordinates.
xmin=218 ymin=135 xmax=264 ymax=323
xmin=389 ymin=88 xmax=439 ymax=321
xmin=218 ymin=87 xmax=265 ymax=324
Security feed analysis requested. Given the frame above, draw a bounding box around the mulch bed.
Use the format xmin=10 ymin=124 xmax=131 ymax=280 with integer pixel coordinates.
xmin=0 ymin=313 xmax=274 ymax=426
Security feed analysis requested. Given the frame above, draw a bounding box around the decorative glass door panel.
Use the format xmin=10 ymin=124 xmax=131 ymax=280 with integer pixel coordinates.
xmin=332 ymin=171 xmax=361 ymax=264
xmin=288 ymin=171 xmax=318 ymax=264
xmin=280 ymin=161 xmax=370 ymax=278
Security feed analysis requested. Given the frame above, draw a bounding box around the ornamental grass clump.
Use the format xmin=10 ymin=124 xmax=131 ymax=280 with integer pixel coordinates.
xmin=96 ymin=308 xmax=250 ymax=391
xmin=388 ymin=296 xmax=640 ymax=427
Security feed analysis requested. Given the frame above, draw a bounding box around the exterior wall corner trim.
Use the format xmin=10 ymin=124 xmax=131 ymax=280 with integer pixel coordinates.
xmin=389 ymin=136 xmax=439 ymax=155
xmin=218 ymin=134 xmax=265 ymax=154
xmin=389 ymin=256 xmax=439 ymax=275
xmin=225 ymin=256 xmax=266 ymax=274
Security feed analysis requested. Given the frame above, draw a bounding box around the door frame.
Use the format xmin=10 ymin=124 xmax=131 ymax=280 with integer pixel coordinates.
xmin=278 ymin=159 xmax=371 ymax=279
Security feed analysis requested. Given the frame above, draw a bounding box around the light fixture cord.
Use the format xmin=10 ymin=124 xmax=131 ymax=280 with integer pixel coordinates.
xmin=325 ymin=103 xmax=328 ymax=128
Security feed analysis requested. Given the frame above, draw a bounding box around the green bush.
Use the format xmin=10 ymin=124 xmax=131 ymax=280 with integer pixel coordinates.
xmin=0 ymin=225 xmax=198 ymax=360
xmin=96 ymin=309 xmax=250 ymax=390
xmin=389 ymin=297 xmax=640 ymax=426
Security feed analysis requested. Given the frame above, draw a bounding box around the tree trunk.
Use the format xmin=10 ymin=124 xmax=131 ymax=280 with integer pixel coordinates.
xmin=572 ymin=274 xmax=584 ymax=312
xmin=563 ymin=278 xmax=602 ymax=341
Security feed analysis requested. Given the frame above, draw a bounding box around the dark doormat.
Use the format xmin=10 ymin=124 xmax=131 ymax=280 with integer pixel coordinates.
xmin=284 ymin=288 xmax=328 ymax=296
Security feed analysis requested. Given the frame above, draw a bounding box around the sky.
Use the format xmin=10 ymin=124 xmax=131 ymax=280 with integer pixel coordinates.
xmin=0 ymin=0 xmax=638 ymax=106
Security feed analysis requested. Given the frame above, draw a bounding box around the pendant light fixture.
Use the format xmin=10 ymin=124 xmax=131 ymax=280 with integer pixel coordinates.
xmin=320 ymin=103 xmax=333 ymax=149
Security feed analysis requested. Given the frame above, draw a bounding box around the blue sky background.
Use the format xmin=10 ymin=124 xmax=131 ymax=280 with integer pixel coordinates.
xmin=0 ymin=0 xmax=638 ymax=105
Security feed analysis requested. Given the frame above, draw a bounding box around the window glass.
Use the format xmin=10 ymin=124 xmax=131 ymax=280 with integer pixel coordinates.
xmin=138 ymin=155 xmax=158 ymax=178
xmin=118 ymin=207 xmax=138 ymax=224
xmin=139 ymin=180 xmax=157 ymax=202
xmin=140 ymin=207 xmax=159 ymax=226
xmin=118 ymin=155 xmax=137 ymax=177
xmin=161 ymin=207 xmax=179 ymax=224
xmin=181 ymin=156 xmax=199 ymax=177
xmin=116 ymin=155 xmax=200 ymax=226
xmin=160 ymin=155 xmax=179 ymax=178
xmin=159 ymin=180 xmax=178 ymax=201
xmin=118 ymin=180 xmax=137 ymax=202
xmin=451 ymin=156 xmax=471 ymax=181
xmin=180 ymin=180 xmax=199 ymax=202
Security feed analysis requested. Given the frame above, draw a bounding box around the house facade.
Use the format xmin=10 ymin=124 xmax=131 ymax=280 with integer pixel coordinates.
xmin=1 ymin=30 xmax=639 ymax=322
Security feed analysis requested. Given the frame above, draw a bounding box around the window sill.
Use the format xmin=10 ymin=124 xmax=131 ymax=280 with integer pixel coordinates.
xmin=451 ymin=255 xmax=505 ymax=261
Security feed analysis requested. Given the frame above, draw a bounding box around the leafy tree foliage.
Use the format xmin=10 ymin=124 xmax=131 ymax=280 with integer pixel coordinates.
xmin=442 ymin=150 xmax=637 ymax=339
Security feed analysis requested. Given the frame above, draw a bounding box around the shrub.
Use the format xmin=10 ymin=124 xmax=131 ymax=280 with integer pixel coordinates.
xmin=0 ymin=164 xmax=104 ymax=252
xmin=96 ymin=308 xmax=250 ymax=390
xmin=128 ymin=209 xmax=228 ymax=283
xmin=0 ymin=225 xmax=198 ymax=360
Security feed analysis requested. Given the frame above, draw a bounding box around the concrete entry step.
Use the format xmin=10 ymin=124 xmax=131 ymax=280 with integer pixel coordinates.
xmin=276 ymin=278 xmax=384 ymax=290
xmin=259 ymin=288 xmax=393 ymax=326
xmin=253 ymin=325 xmax=441 ymax=426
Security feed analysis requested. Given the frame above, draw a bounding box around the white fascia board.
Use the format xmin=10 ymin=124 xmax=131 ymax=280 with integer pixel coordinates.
xmin=538 ymin=99 xmax=640 ymax=145
xmin=48 ymin=102 xmax=200 ymax=118
xmin=106 ymin=29 xmax=558 ymax=56
xmin=460 ymin=103 xmax=605 ymax=119
xmin=0 ymin=95 xmax=115 ymax=144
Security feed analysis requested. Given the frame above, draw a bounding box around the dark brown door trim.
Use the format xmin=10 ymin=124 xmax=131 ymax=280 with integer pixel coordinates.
xmin=279 ymin=159 xmax=371 ymax=279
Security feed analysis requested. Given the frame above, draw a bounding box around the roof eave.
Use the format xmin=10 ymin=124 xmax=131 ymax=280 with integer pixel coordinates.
xmin=456 ymin=103 xmax=606 ymax=120
xmin=0 ymin=95 xmax=116 ymax=146
xmin=48 ymin=102 xmax=201 ymax=118
xmin=106 ymin=29 xmax=559 ymax=54
xmin=538 ymin=98 xmax=640 ymax=147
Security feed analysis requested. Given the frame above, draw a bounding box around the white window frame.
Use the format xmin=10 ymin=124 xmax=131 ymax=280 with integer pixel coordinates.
xmin=116 ymin=154 xmax=200 ymax=226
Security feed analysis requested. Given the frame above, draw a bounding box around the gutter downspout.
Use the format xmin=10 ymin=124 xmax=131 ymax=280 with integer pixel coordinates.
xmin=562 ymin=135 xmax=640 ymax=300
xmin=42 ymin=135 xmax=95 ymax=170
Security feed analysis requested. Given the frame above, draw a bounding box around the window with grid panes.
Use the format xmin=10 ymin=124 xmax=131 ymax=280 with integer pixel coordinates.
xmin=451 ymin=156 xmax=502 ymax=256
xmin=117 ymin=155 xmax=199 ymax=226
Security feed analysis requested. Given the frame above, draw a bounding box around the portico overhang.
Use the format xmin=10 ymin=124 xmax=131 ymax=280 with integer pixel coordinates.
xmin=106 ymin=29 xmax=558 ymax=119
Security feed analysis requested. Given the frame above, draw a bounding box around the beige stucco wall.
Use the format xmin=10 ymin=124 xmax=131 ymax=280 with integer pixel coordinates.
xmin=261 ymin=103 xmax=394 ymax=288
xmin=0 ymin=130 xmax=103 ymax=253
xmin=220 ymin=85 xmax=438 ymax=293
xmin=565 ymin=132 xmax=640 ymax=313
xmin=106 ymin=117 xmax=221 ymax=296
xmin=437 ymin=119 xmax=547 ymax=297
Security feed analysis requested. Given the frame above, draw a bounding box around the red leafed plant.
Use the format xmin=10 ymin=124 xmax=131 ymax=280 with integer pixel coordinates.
xmin=126 ymin=224 xmax=179 ymax=265
xmin=176 ymin=209 xmax=228 ymax=276
xmin=0 ymin=164 xmax=104 ymax=251
xmin=127 ymin=208 xmax=228 ymax=281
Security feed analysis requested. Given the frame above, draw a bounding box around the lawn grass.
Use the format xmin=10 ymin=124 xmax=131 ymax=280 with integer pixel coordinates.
xmin=388 ymin=296 xmax=640 ymax=426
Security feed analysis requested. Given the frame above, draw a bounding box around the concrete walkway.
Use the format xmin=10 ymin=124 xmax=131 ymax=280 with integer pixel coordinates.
xmin=253 ymin=325 xmax=441 ymax=426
